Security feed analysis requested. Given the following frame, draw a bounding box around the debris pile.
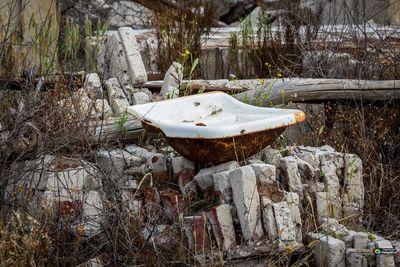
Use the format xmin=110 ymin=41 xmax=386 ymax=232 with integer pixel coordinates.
xmin=5 ymin=144 xmax=397 ymax=266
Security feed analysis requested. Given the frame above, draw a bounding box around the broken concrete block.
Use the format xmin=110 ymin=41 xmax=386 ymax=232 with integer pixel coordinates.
xmin=343 ymin=154 xmax=364 ymax=225
xmin=213 ymin=170 xmax=233 ymax=204
xmin=353 ymin=232 xmax=369 ymax=249
xmin=375 ymin=239 xmax=396 ymax=267
xmin=177 ymin=169 xmax=197 ymax=199
xmin=195 ymin=161 xmax=239 ymax=192
xmin=171 ymin=156 xmax=195 ymax=175
xmin=118 ymin=27 xmax=147 ymax=85
xmin=257 ymin=181 xmax=285 ymax=203
xmin=97 ymin=149 xmax=143 ymax=178
xmin=263 ymin=147 xmax=282 ymax=167
xmin=207 ymin=204 xmax=236 ymax=251
xmin=344 ymin=230 xmax=357 ymax=247
xmin=273 ymin=201 xmax=296 ymax=242
xmin=120 ymin=84 xmax=136 ymax=104
xmin=315 ymin=191 xmax=341 ymax=221
xmin=125 ymin=145 xmax=149 ymax=158
xmin=81 ymin=190 xmax=103 ymax=236
xmin=318 ymin=150 xmax=344 ymax=176
xmin=346 ymin=249 xmax=369 ymax=267
xmin=160 ymin=62 xmax=183 ymax=99
xmin=160 ymin=188 xmax=185 ymax=221
xmin=392 ymin=240 xmax=400 ymax=266
xmin=48 ymin=157 xmax=101 ymax=191
xmin=285 ymin=192 xmax=302 ymax=242
xmin=306 ymin=181 xmax=326 ymax=193
xmin=102 ymin=32 xmax=130 ymax=83
xmin=106 ymin=78 xmax=130 ymax=115
xmin=290 ymin=146 xmax=320 ymax=168
xmin=260 ymin=196 xmax=278 ymax=240
xmin=93 ymin=99 xmax=113 ymax=119
xmin=309 ymin=233 xmax=346 ymax=267
xmin=250 ymin=163 xmax=276 ymax=185
xmin=85 ymin=73 xmax=103 ymax=99
xmin=184 ymin=213 xmax=211 ymax=255
xmin=125 ymin=145 xmax=167 ymax=174
xmin=279 ymin=156 xmax=303 ymax=197
xmin=296 ymin=156 xmax=316 ymax=179
xmin=8 ymin=156 xmax=103 ymax=216
xmin=319 ymin=218 xmax=350 ymax=238
xmin=124 ymin=163 xmax=150 ymax=176
xmin=323 ymin=173 xmax=342 ymax=220
xmin=132 ymin=91 xmax=150 ymax=105
xmin=230 ymin=166 xmax=264 ymax=242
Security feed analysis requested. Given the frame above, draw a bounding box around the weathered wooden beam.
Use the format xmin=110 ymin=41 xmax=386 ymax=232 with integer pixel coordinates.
xmin=145 ymin=78 xmax=400 ymax=104
xmin=234 ymin=78 xmax=400 ymax=105
xmin=144 ymin=79 xmax=253 ymax=92
xmin=88 ymin=116 xmax=144 ymax=142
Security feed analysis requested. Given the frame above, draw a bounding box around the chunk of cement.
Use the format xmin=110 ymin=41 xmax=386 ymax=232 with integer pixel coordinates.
xmin=171 ymin=156 xmax=195 ymax=175
xmin=85 ymin=73 xmax=103 ymax=99
xmin=285 ymin=192 xmax=302 ymax=242
xmin=118 ymin=27 xmax=147 ymax=85
xmin=250 ymin=163 xmax=276 ymax=185
xmin=279 ymin=156 xmax=303 ymax=196
xmin=97 ymin=149 xmax=143 ymax=178
xmin=213 ymin=170 xmax=233 ymax=204
xmin=106 ymin=78 xmax=130 ymax=115
xmin=309 ymin=233 xmax=346 ymax=267
xmin=160 ymin=62 xmax=183 ymax=99
xmin=230 ymin=166 xmax=264 ymax=241
xmin=273 ymin=201 xmax=296 ymax=242
xmin=207 ymin=204 xmax=236 ymax=251
xmin=195 ymin=161 xmax=239 ymax=192
xmin=260 ymin=196 xmax=278 ymax=240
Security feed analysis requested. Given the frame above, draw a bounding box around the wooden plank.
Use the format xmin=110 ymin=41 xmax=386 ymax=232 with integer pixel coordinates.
xmin=234 ymin=78 xmax=400 ymax=105
xmin=145 ymin=78 xmax=400 ymax=104
xmin=87 ymin=116 xmax=144 ymax=142
xmin=144 ymin=79 xmax=252 ymax=92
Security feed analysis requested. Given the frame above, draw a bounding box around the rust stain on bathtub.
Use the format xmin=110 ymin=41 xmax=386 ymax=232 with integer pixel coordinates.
xmin=166 ymin=127 xmax=285 ymax=165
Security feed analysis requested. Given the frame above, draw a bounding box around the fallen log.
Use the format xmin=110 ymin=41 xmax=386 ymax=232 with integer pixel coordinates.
xmin=88 ymin=116 xmax=144 ymax=142
xmin=234 ymin=78 xmax=400 ymax=105
xmin=144 ymin=78 xmax=400 ymax=105
xmin=144 ymin=79 xmax=254 ymax=93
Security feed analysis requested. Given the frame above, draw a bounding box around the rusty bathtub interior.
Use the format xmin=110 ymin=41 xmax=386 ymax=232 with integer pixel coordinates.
xmin=128 ymin=92 xmax=306 ymax=165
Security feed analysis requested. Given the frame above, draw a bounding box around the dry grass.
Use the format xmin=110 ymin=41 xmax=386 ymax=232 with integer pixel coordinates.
xmin=151 ymin=0 xmax=216 ymax=78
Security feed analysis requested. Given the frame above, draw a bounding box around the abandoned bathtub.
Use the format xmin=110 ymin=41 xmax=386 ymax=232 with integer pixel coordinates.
xmin=128 ymin=92 xmax=306 ymax=165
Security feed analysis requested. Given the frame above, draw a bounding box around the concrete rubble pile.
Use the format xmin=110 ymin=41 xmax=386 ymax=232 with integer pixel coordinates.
xmin=5 ymin=143 xmax=398 ymax=266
